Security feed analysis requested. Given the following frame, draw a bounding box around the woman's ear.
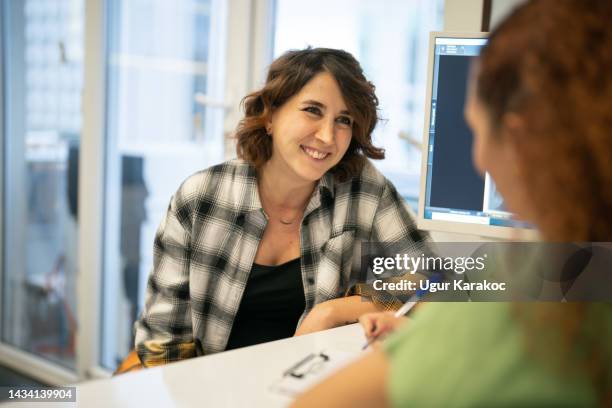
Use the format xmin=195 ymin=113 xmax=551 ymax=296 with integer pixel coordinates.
xmin=266 ymin=117 xmax=273 ymax=135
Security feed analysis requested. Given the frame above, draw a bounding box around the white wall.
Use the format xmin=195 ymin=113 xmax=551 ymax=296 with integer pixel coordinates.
xmin=444 ymin=0 xmax=484 ymax=31
xmin=490 ymin=0 xmax=526 ymax=29
xmin=444 ymin=0 xmax=527 ymax=32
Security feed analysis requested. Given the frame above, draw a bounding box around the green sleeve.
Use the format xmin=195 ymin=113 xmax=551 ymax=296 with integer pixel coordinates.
xmin=382 ymin=302 xmax=597 ymax=408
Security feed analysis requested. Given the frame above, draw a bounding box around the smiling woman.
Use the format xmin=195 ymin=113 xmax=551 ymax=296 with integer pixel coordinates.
xmin=133 ymin=48 xmax=429 ymax=368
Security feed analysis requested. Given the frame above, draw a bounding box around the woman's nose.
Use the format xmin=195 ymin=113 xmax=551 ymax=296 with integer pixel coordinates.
xmin=315 ymin=120 xmax=335 ymax=145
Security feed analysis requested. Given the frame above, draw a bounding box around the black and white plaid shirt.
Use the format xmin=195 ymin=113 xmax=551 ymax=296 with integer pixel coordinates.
xmin=135 ymin=158 xmax=428 ymax=366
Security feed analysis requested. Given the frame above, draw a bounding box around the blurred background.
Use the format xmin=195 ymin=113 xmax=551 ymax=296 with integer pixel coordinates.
xmin=0 ymin=0 xmax=521 ymax=387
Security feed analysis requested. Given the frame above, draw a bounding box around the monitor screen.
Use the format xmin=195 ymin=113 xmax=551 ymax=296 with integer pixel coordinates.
xmin=418 ymin=33 xmax=534 ymax=239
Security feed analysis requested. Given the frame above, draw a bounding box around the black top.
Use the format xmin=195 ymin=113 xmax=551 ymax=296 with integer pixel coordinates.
xmin=225 ymin=258 xmax=305 ymax=350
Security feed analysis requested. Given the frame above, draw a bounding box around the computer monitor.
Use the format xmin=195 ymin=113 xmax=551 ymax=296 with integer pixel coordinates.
xmin=417 ymin=32 xmax=537 ymax=240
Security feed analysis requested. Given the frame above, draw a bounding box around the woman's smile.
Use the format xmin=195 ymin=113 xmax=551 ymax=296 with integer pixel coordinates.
xmin=301 ymin=145 xmax=331 ymax=161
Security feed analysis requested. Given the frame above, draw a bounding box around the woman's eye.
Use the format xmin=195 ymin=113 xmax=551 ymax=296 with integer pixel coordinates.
xmin=303 ymin=106 xmax=322 ymax=115
xmin=337 ymin=116 xmax=352 ymax=126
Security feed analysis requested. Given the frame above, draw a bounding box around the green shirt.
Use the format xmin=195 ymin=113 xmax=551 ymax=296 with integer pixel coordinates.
xmin=384 ymin=302 xmax=608 ymax=407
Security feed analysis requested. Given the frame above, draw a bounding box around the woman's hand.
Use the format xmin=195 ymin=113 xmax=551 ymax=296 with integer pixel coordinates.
xmin=359 ymin=311 xmax=407 ymax=342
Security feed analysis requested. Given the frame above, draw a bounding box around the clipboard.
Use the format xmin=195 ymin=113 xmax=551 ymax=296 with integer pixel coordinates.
xmin=269 ymin=350 xmax=357 ymax=397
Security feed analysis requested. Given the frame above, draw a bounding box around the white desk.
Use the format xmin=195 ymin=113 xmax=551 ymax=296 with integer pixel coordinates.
xmin=77 ymin=324 xmax=365 ymax=408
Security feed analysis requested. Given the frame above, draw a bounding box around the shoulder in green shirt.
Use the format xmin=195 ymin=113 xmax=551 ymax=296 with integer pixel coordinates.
xmin=384 ymin=302 xmax=609 ymax=407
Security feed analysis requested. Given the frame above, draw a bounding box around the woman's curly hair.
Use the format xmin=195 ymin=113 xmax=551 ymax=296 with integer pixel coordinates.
xmin=477 ymin=0 xmax=612 ymax=242
xmin=477 ymin=1 xmax=612 ymax=404
xmin=235 ymin=47 xmax=384 ymax=181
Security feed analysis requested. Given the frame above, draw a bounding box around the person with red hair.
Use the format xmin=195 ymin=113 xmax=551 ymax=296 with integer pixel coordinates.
xmin=292 ymin=1 xmax=612 ymax=406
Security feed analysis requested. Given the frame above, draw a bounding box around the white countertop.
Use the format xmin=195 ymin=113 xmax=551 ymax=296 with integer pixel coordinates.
xmin=76 ymin=324 xmax=366 ymax=408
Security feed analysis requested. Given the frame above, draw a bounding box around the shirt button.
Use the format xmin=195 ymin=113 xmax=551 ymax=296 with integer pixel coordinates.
xmin=307 ymin=277 xmax=315 ymax=285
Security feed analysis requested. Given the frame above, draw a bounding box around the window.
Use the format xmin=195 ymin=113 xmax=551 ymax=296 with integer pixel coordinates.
xmin=274 ymin=0 xmax=444 ymax=207
xmin=100 ymin=0 xmax=227 ymax=369
xmin=2 ymin=0 xmax=84 ymax=370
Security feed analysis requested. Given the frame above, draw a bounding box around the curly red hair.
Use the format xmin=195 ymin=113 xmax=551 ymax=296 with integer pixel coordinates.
xmin=477 ymin=1 xmax=612 ymax=403
xmin=477 ymin=0 xmax=612 ymax=242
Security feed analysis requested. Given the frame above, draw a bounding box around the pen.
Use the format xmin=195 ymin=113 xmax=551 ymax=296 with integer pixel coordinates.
xmin=361 ymin=274 xmax=442 ymax=350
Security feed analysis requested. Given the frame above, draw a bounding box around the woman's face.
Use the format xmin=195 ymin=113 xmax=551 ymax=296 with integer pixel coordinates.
xmin=464 ymin=77 xmax=533 ymax=223
xmin=266 ymin=71 xmax=354 ymax=184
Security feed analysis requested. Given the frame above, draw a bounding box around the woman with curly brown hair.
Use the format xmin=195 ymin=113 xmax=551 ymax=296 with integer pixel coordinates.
xmin=292 ymin=0 xmax=612 ymax=406
xmin=133 ymin=48 xmax=428 ymax=367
